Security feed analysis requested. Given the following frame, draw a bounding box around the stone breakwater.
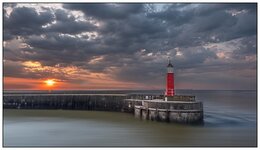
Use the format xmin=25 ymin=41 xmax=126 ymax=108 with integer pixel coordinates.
xmin=3 ymin=93 xmax=203 ymax=124
xmin=4 ymin=94 xmax=132 ymax=112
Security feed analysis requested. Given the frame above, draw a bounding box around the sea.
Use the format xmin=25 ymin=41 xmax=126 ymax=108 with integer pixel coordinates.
xmin=3 ymin=90 xmax=257 ymax=147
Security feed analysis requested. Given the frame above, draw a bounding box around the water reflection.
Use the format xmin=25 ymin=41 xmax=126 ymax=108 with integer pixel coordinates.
xmin=3 ymin=90 xmax=257 ymax=147
xmin=4 ymin=109 xmax=256 ymax=147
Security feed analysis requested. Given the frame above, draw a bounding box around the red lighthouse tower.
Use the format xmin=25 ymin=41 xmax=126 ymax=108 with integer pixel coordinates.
xmin=165 ymin=58 xmax=175 ymax=96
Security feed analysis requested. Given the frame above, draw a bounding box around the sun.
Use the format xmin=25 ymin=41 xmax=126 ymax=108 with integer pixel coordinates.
xmin=44 ymin=79 xmax=56 ymax=86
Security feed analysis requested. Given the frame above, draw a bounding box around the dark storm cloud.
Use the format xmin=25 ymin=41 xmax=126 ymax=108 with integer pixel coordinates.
xmin=3 ymin=3 xmax=17 ymax=10
xmin=45 ymin=9 xmax=97 ymax=34
xmin=63 ymin=3 xmax=144 ymax=20
xmin=3 ymin=3 xmax=257 ymax=90
xmin=147 ymin=4 xmax=194 ymax=26
xmin=3 ymin=60 xmax=26 ymax=78
xmin=24 ymin=32 xmax=108 ymax=66
xmin=3 ymin=6 xmax=97 ymax=41
xmin=195 ymin=4 xmax=257 ymax=41
xmin=3 ymin=31 xmax=15 ymax=41
xmin=147 ymin=3 xmax=256 ymax=46
xmin=231 ymin=35 xmax=257 ymax=60
xmin=27 ymin=33 xmax=88 ymax=51
xmin=4 ymin=6 xmax=54 ymax=39
xmin=206 ymin=3 xmax=257 ymax=13
xmin=175 ymin=47 xmax=217 ymax=69
xmin=108 ymin=46 xmax=217 ymax=86
xmin=193 ymin=11 xmax=236 ymax=33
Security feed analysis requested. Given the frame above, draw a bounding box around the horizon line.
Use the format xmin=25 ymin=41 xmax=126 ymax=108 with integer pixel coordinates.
xmin=3 ymin=89 xmax=257 ymax=91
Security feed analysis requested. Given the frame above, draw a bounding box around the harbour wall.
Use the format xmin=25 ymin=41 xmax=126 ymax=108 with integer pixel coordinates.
xmin=3 ymin=94 xmax=203 ymax=124
xmin=3 ymin=94 xmax=159 ymax=113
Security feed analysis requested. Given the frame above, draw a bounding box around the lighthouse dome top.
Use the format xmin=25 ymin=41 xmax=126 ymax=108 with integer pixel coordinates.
xmin=167 ymin=57 xmax=173 ymax=68
xmin=167 ymin=62 xmax=173 ymax=68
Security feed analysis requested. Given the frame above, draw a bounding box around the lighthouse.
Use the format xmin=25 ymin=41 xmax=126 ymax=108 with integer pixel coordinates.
xmin=165 ymin=58 xmax=175 ymax=100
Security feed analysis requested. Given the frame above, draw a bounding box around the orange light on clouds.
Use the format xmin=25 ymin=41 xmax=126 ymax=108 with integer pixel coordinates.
xmin=22 ymin=61 xmax=42 ymax=67
xmin=4 ymin=60 xmax=150 ymax=90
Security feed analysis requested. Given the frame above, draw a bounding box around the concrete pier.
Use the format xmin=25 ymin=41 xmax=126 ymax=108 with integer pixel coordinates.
xmin=3 ymin=94 xmax=130 ymax=112
xmin=3 ymin=93 xmax=157 ymax=112
xmin=3 ymin=93 xmax=203 ymax=124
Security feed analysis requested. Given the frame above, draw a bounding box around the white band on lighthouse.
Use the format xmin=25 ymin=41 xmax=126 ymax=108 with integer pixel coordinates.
xmin=167 ymin=67 xmax=173 ymax=73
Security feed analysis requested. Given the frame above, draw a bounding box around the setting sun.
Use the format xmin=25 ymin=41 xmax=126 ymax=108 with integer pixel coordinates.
xmin=44 ymin=79 xmax=56 ymax=86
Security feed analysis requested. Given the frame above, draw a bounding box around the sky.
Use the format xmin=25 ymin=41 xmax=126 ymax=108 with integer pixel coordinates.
xmin=3 ymin=3 xmax=257 ymax=90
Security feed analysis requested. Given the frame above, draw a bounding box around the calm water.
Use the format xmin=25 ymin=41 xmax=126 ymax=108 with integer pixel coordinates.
xmin=3 ymin=90 xmax=257 ymax=147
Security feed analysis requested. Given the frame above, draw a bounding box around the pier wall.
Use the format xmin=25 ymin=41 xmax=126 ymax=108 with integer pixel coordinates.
xmin=3 ymin=94 xmax=164 ymax=112
xmin=3 ymin=94 xmax=203 ymax=124
xmin=3 ymin=94 xmax=134 ymax=112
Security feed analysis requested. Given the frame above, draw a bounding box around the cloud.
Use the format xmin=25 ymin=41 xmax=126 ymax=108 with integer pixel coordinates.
xmin=3 ymin=60 xmax=26 ymax=78
xmin=147 ymin=3 xmax=256 ymax=46
xmin=63 ymin=3 xmax=144 ymax=20
xmin=3 ymin=3 xmax=257 ymax=90
xmin=4 ymin=6 xmax=54 ymax=39
xmin=45 ymin=9 xmax=97 ymax=34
